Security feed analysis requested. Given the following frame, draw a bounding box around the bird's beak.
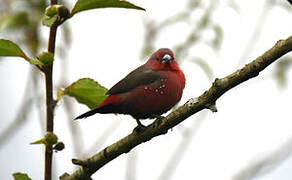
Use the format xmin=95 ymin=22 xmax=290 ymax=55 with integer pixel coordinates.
xmin=161 ymin=54 xmax=173 ymax=63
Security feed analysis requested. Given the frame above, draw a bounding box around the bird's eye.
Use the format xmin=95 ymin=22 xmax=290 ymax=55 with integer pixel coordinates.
xmin=155 ymin=57 xmax=160 ymax=61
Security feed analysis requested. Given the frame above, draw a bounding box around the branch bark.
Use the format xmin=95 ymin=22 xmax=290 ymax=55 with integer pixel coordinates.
xmin=60 ymin=35 xmax=292 ymax=180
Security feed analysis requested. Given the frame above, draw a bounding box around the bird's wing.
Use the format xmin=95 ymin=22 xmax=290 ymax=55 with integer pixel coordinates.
xmin=107 ymin=65 xmax=160 ymax=95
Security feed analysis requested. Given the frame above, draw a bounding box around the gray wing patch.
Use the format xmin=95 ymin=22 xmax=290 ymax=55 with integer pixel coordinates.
xmin=107 ymin=65 xmax=160 ymax=95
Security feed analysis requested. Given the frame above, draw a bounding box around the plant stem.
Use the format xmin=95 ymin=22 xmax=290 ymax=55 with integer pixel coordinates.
xmin=44 ymin=0 xmax=58 ymax=180
xmin=44 ymin=65 xmax=54 ymax=180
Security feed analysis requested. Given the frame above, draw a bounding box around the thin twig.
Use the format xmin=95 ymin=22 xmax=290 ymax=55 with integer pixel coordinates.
xmin=157 ymin=112 xmax=206 ymax=180
xmin=32 ymin=68 xmax=46 ymax=133
xmin=236 ymin=0 xmax=275 ymax=67
xmin=233 ymin=132 xmax=292 ymax=180
xmin=125 ymin=150 xmax=137 ymax=180
xmin=60 ymin=36 xmax=292 ymax=180
xmin=63 ymin=98 xmax=85 ymax=157
xmin=0 ymin=70 xmax=34 ymax=147
xmin=85 ymin=120 xmax=122 ymax=157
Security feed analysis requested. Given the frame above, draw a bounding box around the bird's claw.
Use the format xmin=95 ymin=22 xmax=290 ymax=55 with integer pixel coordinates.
xmin=133 ymin=119 xmax=146 ymax=133
xmin=150 ymin=114 xmax=165 ymax=120
xmin=133 ymin=124 xmax=146 ymax=133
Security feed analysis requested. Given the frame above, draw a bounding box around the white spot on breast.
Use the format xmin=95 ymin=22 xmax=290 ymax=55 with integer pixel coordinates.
xmin=161 ymin=78 xmax=167 ymax=82
xmin=158 ymin=84 xmax=166 ymax=89
xmin=155 ymin=89 xmax=158 ymax=92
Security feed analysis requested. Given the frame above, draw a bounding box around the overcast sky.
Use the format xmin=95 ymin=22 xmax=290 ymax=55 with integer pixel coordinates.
xmin=0 ymin=0 xmax=292 ymax=180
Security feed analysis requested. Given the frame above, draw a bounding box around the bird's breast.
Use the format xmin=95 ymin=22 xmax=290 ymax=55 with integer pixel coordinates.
xmin=120 ymin=70 xmax=185 ymax=117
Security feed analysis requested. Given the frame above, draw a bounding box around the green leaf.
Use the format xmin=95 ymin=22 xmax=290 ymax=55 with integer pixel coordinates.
xmin=42 ymin=15 xmax=58 ymax=27
xmin=13 ymin=172 xmax=32 ymax=180
xmin=64 ymin=78 xmax=108 ymax=109
xmin=0 ymin=39 xmax=29 ymax=60
xmin=71 ymin=0 xmax=145 ymax=17
xmin=30 ymin=138 xmax=46 ymax=145
xmin=39 ymin=51 xmax=54 ymax=64
xmin=45 ymin=5 xmax=58 ymax=17
xmin=57 ymin=89 xmax=65 ymax=101
xmin=30 ymin=58 xmax=43 ymax=66
xmin=30 ymin=132 xmax=58 ymax=146
xmin=45 ymin=5 xmax=70 ymax=19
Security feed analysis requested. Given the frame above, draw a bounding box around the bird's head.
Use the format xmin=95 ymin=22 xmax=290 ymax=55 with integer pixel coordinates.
xmin=145 ymin=48 xmax=181 ymax=71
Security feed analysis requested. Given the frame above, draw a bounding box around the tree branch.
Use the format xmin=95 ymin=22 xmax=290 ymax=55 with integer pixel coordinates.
xmin=60 ymin=35 xmax=292 ymax=180
xmin=44 ymin=1 xmax=58 ymax=180
xmin=157 ymin=112 xmax=207 ymax=180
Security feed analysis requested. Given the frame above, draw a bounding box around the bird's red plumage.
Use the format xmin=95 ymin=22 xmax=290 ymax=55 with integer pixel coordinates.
xmin=75 ymin=48 xmax=185 ymax=120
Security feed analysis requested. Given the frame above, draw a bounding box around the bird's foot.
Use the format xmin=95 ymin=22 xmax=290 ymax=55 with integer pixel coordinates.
xmin=133 ymin=124 xmax=146 ymax=133
xmin=150 ymin=114 xmax=165 ymax=120
xmin=150 ymin=114 xmax=165 ymax=127
xmin=133 ymin=119 xmax=146 ymax=133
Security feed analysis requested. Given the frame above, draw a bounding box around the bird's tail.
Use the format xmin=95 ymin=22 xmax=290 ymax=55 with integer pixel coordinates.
xmin=74 ymin=109 xmax=99 ymax=120
xmin=74 ymin=95 xmax=121 ymax=120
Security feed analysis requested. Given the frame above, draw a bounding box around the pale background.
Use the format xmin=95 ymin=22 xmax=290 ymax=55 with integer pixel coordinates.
xmin=0 ymin=0 xmax=292 ymax=180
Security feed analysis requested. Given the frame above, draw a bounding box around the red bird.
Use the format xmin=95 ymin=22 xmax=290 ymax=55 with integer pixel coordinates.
xmin=75 ymin=48 xmax=185 ymax=125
